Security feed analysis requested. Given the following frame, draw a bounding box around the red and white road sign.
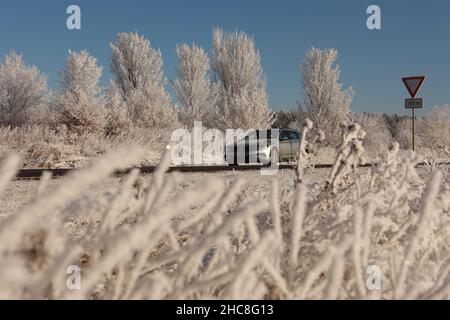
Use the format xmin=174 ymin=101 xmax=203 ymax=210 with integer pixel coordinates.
xmin=402 ymin=76 xmax=425 ymax=98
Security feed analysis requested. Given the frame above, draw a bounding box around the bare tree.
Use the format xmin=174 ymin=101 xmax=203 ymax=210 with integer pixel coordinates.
xmin=211 ymin=28 xmax=274 ymax=129
xmin=110 ymin=32 xmax=178 ymax=129
xmin=298 ymin=48 xmax=354 ymax=145
xmin=0 ymin=52 xmax=49 ymax=126
xmin=55 ymin=50 xmax=106 ymax=134
xmin=172 ymin=44 xmax=219 ymax=127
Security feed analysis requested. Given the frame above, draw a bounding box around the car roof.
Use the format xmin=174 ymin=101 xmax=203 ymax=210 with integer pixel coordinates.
xmin=279 ymin=128 xmax=300 ymax=132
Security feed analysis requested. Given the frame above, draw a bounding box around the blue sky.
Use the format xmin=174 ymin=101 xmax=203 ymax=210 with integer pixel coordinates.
xmin=0 ymin=0 xmax=449 ymax=116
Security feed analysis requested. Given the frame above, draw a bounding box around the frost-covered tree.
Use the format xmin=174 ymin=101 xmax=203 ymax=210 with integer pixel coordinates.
xmin=421 ymin=105 xmax=450 ymax=148
xmin=0 ymin=52 xmax=49 ymax=126
xmin=382 ymin=113 xmax=404 ymax=138
xmin=298 ymin=48 xmax=354 ymax=145
xmin=104 ymin=81 xmax=131 ymax=136
xmin=272 ymin=110 xmax=299 ymax=129
xmin=211 ymin=28 xmax=274 ymax=129
xmin=110 ymin=32 xmax=178 ymax=129
xmin=55 ymin=50 xmax=105 ymax=134
xmin=172 ymin=44 xmax=218 ymax=127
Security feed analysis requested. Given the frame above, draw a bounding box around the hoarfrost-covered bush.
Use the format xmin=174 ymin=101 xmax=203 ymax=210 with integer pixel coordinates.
xmin=110 ymin=32 xmax=178 ymax=129
xmin=421 ymin=105 xmax=450 ymax=149
xmin=173 ymin=44 xmax=219 ymax=128
xmin=54 ymin=50 xmax=106 ymax=134
xmin=351 ymin=112 xmax=393 ymax=157
xmin=298 ymin=48 xmax=354 ymax=145
xmin=0 ymin=119 xmax=448 ymax=300
xmin=0 ymin=125 xmax=66 ymax=168
xmin=395 ymin=117 xmax=425 ymax=150
xmin=55 ymin=91 xmax=106 ymax=135
xmin=0 ymin=125 xmax=101 ymax=168
xmin=391 ymin=112 xmax=449 ymax=162
xmin=0 ymin=52 xmax=49 ymax=126
xmin=0 ymin=125 xmax=165 ymax=168
xmin=211 ymin=28 xmax=275 ymax=129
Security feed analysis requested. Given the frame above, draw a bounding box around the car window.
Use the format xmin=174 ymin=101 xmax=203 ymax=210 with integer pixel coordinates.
xmin=279 ymin=131 xmax=290 ymax=141
xmin=288 ymin=131 xmax=299 ymax=140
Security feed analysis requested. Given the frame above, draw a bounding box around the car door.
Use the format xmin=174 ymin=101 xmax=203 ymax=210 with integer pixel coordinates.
xmin=278 ymin=130 xmax=291 ymax=160
xmin=288 ymin=130 xmax=300 ymax=158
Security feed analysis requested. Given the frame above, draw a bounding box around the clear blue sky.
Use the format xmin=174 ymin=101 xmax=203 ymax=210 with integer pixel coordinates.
xmin=0 ymin=0 xmax=449 ymax=116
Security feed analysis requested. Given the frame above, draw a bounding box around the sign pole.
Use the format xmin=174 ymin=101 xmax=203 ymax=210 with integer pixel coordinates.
xmin=412 ymin=108 xmax=415 ymax=151
xmin=402 ymin=76 xmax=425 ymax=152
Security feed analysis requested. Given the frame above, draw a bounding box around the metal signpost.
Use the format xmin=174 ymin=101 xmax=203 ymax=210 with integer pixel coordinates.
xmin=402 ymin=76 xmax=425 ymax=151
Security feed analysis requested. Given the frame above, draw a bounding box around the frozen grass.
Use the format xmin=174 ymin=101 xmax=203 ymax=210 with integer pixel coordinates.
xmin=0 ymin=121 xmax=449 ymax=300
xmin=0 ymin=125 xmax=168 ymax=168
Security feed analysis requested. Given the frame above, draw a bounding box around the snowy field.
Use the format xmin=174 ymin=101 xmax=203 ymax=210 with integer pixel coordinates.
xmin=0 ymin=169 xmax=329 ymax=219
xmin=0 ymin=165 xmax=439 ymax=220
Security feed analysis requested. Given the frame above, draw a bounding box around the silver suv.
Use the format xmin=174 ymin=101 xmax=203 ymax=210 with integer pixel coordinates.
xmin=225 ymin=129 xmax=300 ymax=165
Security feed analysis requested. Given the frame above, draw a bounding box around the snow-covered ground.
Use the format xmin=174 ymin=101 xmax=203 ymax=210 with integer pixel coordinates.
xmin=0 ymin=168 xmax=330 ymax=218
xmin=0 ymin=166 xmax=437 ymax=219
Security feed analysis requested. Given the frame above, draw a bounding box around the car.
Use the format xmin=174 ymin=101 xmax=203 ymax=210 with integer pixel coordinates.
xmin=225 ymin=128 xmax=301 ymax=165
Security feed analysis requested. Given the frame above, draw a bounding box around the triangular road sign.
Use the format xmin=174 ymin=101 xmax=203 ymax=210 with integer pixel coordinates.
xmin=402 ymin=76 xmax=425 ymax=98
